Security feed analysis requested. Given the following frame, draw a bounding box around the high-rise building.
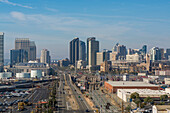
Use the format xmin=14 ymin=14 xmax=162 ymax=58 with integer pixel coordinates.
xmin=127 ymin=48 xmax=132 ymax=55
xmin=96 ymin=50 xmax=111 ymax=65
xmin=159 ymin=48 xmax=164 ymax=60
xmin=10 ymin=49 xmax=28 ymax=65
xmin=113 ymin=43 xmax=119 ymax=52
xmin=40 ymin=49 xmax=50 ymax=64
xmin=165 ymin=49 xmax=170 ymax=60
xmin=112 ymin=43 xmax=127 ymax=60
xmin=149 ymin=47 xmax=161 ymax=61
xmin=0 ymin=32 xmax=4 ymax=72
xmin=69 ymin=37 xmax=79 ymax=65
xmin=29 ymin=41 xmax=36 ymax=61
xmin=87 ymin=37 xmax=95 ymax=65
xmin=79 ymin=40 xmax=86 ymax=61
xmin=87 ymin=37 xmax=99 ymax=67
xmin=15 ymin=38 xmax=36 ymax=61
xmin=142 ymin=45 xmax=147 ymax=55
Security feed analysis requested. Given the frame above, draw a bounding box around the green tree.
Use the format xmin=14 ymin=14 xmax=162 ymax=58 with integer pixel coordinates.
xmin=144 ymin=96 xmax=153 ymax=104
xmin=160 ymin=95 xmax=168 ymax=101
xmin=140 ymin=103 xmax=145 ymax=108
xmin=125 ymin=105 xmax=131 ymax=112
xmin=130 ymin=92 xmax=139 ymax=99
xmin=134 ymin=98 xmax=141 ymax=107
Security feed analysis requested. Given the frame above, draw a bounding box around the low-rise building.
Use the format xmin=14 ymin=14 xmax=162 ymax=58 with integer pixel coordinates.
xmin=165 ymin=88 xmax=170 ymax=94
xmin=58 ymin=58 xmax=69 ymax=67
xmin=126 ymin=53 xmax=141 ymax=62
xmin=100 ymin=60 xmax=111 ymax=72
xmin=117 ymin=89 xmax=170 ymax=102
xmin=76 ymin=60 xmax=86 ymax=69
xmin=16 ymin=72 xmax=30 ymax=78
xmin=152 ymin=105 xmax=170 ymax=113
xmin=5 ymin=63 xmax=50 ymax=76
xmin=104 ymin=81 xmax=159 ymax=93
xmin=155 ymin=70 xmax=170 ymax=76
xmin=31 ymin=70 xmax=42 ymax=78
xmin=0 ymin=72 xmax=12 ymax=79
xmin=165 ymin=78 xmax=170 ymax=85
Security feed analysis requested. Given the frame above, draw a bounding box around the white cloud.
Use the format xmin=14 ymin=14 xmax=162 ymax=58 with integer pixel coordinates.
xmin=2 ymin=11 xmax=170 ymax=59
xmin=45 ymin=7 xmax=58 ymax=12
xmin=0 ymin=0 xmax=32 ymax=9
xmin=8 ymin=11 xmax=133 ymax=44
xmin=10 ymin=11 xmax=26 ymax=20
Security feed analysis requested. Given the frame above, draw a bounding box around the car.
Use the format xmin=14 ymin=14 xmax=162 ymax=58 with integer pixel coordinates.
xmin=85 ymin=109 xmax=89 ymax=112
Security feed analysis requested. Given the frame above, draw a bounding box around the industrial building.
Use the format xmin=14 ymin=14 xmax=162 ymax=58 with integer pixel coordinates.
xmin=16 ymin=72 xmax=30 ymax=78
xmin=31 ymin=70 xmax=42 ymax=78
xmin=0 ymin=72 xmax=12 ymax=79
xmin=104 ymin=81 xmax=159 ymax=93
xmin=117 ymin=89 xmax=170 ymax=102
xmin=5 ymin=62 xmax=50 ymax=76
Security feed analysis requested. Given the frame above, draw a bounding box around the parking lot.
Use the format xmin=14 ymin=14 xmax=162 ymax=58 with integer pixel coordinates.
xmin=0 ymin=82 xmax=50 ymax=112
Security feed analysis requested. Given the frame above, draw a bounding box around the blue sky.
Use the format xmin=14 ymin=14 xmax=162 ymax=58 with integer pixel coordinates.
xmin=0 ymin=0 xmax=170 ymax=59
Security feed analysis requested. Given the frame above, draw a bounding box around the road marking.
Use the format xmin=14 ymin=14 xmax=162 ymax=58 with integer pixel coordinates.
xmin=32 ymin=90 xmax=40 ymax=102
xmin=66 ymin=102 xmax=69 ymax=110
xmin=28 ymin=90 xmax=37 ymax=100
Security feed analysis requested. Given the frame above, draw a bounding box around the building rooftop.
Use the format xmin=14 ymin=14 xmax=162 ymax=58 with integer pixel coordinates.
xmin=154 ymin=105 xmax=170 ymax=111
xmin=0 ymin=86 xmax=15 ymax=89
xmin=16 ymin=63 xmax=46 ymax=66
xmin=118 ymin=89 xmax=168 ymax=96
xmin=106 ymin=81 xmax=159 ymax=87
xmin=0 ymin=32 xmax=4 ymax=35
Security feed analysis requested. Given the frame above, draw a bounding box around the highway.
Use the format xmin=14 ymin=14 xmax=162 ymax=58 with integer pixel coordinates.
xmin=90 ymin=90 xmax=121 ymax=113
xmin=56 ymin=74 xmax=66 ymax=113
xmin=65 ymin=73 xmax=92 ymax=113
xmin=55 ymin=72 xmax=93 ymax=113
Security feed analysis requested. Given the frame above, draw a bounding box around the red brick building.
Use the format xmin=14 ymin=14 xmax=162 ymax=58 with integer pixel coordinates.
xmin=104 ymin=81 xmax=159 ymax=93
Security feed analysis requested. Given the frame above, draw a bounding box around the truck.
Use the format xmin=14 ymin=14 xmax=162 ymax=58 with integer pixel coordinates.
xmin=18 ymin=102 xmax=25 ymax=111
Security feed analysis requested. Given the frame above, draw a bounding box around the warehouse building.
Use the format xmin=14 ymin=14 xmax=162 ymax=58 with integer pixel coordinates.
xmin=104 ymin=81 xmax=159 ymax=93
xmin=152 ymin=105 xmax=170 ymax=113
xmin=117 ymin=89 xmax=170 ymax=102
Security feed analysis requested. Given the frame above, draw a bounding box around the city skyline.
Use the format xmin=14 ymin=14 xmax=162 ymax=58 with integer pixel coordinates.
xmin=0 ymin=0 xmax=170 ymax=59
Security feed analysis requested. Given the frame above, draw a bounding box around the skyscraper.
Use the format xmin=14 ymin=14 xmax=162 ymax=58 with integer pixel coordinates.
xmin=0 ymin=32 xmax=4 ymax=72
xmin=149 ymin=47 xmax=161 ymax=61
xmin=159 ymin=48 xmax=164 ymax=60
xmin=10 ymin=49 xmax=28 ymax=65
xmin=29 ymin=41 xmax=36 ymax=61
xmin=87 ymin=37 xmax=99 ymax=67
xmin=142 ymin=45 xmax=147 ymax=55
xmin=87 ymin=37 xmax=95 ymax=65
xmin=79 ymin=40 xmax=86 ymax=61
xmin=15 ymin=38 xmax=36 ymax=61
xmin=165 ymin=49 xmax=170 ymax=60
xmin=40 ymin=49 xmax=51 ymax=64
xmin=112 ymin=43 xmax=127 ymax=60
xmin=69 ymin=37 xmax=79 ymax=65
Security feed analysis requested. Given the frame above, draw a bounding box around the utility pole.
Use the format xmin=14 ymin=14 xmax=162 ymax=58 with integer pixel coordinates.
xmin=122 ymin=87 xmax=124 ymax=113
xmin=75 ymin=61 xmax=77 ymax=75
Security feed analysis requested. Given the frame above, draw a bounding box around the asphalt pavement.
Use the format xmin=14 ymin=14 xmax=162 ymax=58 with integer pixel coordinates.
xmin=55 ymin=72 xmax=93 ymax=113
